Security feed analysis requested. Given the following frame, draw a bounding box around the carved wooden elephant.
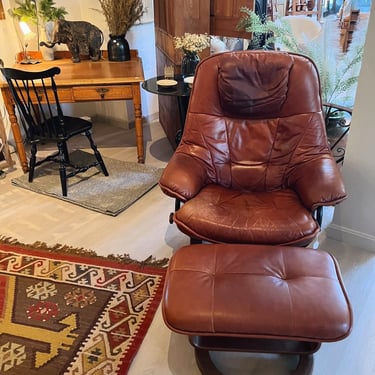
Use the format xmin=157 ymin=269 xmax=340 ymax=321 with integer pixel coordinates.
xmin=40 ymin=20 xmax=103 ymax=63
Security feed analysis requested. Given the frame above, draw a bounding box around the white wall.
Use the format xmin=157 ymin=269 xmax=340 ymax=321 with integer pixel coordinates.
xmin=0 ymin=0 xmax=158 ymax=130
xmin=326 ymin=4 xmax=375 ymax=252
xmin=0 ymin=0 xmax=22 ymax=64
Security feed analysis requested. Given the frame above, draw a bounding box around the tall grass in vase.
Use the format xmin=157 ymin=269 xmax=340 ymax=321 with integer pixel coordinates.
xmin=97 ymin=0 xmax=143 ymax=61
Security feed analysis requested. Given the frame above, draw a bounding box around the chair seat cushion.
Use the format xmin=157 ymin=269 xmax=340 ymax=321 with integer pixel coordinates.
xmin=174 ymin=185 xmax=320 ymax=246
xmin=37 ymin=116 xmax=92 ymax=140
xmin=162 ymin=244 xmax=352 ymax=343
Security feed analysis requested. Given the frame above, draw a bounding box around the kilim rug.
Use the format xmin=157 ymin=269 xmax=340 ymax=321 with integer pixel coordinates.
xmin=0 ymin=239 xmax=168 ymax=374
xmin=11 ymin=150 xmax=164 ymax=216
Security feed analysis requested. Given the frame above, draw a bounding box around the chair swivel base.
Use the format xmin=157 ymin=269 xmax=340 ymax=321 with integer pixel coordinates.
xmin=189 ymin=335 xmax=320 ymax=375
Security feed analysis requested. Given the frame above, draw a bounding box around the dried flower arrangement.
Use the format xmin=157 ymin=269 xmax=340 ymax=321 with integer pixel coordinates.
xmin=174 ymin=33 xmax=211 ymax=54
xmin=97 ymin=0 xmax=143 ymax=36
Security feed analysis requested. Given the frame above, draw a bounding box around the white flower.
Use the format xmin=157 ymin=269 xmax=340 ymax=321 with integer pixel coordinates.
xmin=174 ymin=33 xmax=211 ymax=53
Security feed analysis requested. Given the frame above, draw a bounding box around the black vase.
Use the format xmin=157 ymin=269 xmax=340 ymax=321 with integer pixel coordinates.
xmin=107 ymin=34 xmax=131 ymax=61
xmin=181 ymin=51 xmax=200 ymax=77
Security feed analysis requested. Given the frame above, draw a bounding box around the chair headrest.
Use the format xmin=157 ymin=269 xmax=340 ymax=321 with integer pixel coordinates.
xmin=217 ymin=52 xmax=294 ymax=117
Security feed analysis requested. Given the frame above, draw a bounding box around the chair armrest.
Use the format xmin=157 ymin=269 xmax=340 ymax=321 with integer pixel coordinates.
xmin=287 ymin=157 xmax=347 ymax=210
xmin=159 ymin=153 xmax=209 ymax=202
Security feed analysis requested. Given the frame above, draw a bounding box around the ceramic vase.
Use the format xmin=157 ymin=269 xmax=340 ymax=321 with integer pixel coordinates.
xmin=40 ymin=21 xmax=55 ymax=60
xmin=181 ymin=51 xmax=200 ymax=77
xmin=40 ymin=45 xmax=55 ymax=61
xmin=108 ymin=34 xmax=131 ymax=61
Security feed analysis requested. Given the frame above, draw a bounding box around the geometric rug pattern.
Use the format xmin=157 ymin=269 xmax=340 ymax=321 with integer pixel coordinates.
xmin=0 ymin=243 xmax=167 ymax=374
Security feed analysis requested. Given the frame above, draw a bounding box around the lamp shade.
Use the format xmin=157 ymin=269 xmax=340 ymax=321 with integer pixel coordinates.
xmin=19 ymin=21 xmax=34 ymax=39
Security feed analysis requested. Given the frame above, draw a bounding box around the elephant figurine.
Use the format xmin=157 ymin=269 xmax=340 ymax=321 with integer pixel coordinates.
xmin=40 ymin=20 xmax=103 ymax=63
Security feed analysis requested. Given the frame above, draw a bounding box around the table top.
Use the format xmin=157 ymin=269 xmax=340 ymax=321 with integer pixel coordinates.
xmin=142 ymin=75 xmax=192 ymax=97
xmin=0 ymin=50 xmax=144 ymax=88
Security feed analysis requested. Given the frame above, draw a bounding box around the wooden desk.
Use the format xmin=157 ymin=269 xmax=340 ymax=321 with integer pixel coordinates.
xmin=0 ymin=50 xmax=145 ymax=173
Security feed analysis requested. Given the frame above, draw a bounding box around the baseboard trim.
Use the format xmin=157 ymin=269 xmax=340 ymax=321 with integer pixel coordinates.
xmin=92 ymin=113 xmax=159 ymax=130
xmin=93 ymin=114 xmax=131 ymax=129
xmin=326 ymin=223 xmax=375 ymax=253
xmin=146 ymin=112 xmax=160 ymax=123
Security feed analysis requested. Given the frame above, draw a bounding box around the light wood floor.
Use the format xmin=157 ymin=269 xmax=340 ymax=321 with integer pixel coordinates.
xmin=0 ymin=120 xmax=374 ymax=374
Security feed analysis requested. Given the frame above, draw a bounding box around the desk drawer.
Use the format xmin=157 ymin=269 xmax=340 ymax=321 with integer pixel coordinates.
xmin=25 ymin=88 xmax=73 ymax=103
xmin=73 ymin=85 xmax=133 ymax=101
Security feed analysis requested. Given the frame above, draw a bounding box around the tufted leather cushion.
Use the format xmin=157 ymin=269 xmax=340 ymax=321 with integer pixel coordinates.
xmin=218 ymin=52 xmax=293 ymax=117
xmin=163 ymin=244 xmax=353 ymax=342
xmin=174 ymin=185 xmax=320 ymax=246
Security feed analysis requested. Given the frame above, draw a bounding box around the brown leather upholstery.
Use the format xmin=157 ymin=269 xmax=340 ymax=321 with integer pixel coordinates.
xmin=159 ymin=50 xmax=347 ymax=246
xmin=163 ymin=244 xmax=353 ymax=342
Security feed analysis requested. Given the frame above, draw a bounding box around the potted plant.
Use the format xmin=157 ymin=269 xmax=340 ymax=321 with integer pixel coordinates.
xmin=97 ymin=0 xmax=143 ymax=61
xmin=10 ymin=0 xmax=67 ymax=22
xmin=236 ymin=8 xmax=364 ymax=111
xmin=9 ymin=0 xmax=67 ymax=59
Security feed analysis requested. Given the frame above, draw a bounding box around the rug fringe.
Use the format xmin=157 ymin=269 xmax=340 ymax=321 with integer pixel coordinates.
xmin=0 ymin=235 xmax=169 ymax=268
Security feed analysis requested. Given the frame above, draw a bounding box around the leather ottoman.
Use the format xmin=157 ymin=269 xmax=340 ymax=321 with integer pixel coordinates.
xmin=162 ymin=244 xmax=352 ymax=374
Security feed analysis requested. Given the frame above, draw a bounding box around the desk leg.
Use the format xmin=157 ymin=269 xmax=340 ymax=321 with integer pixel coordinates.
xmin=1 ymin=88 xmax=28 ymax=173
xmin=132 ymin=83 xmax=144 ymax=163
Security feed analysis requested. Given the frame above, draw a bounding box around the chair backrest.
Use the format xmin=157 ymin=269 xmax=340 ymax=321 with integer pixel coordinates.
xmin=177 ymin=50 xmax=330 ymax=192
xmin=0 ymin=66 xmax=65 ymax=140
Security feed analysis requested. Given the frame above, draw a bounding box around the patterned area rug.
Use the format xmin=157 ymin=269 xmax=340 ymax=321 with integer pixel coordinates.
xmin=0 ymin=240 xmax=167 ymax=374
xmin=11 ymin=150 xmax=164 ymax=216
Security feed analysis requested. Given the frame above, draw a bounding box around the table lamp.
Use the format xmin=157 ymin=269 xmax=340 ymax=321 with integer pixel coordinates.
xmin=19 ymin=21 xmax=40 ymax=64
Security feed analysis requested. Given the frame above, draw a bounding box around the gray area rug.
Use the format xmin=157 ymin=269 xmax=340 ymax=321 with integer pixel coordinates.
xmin=11 ymin=150 xmax=163 ymax=216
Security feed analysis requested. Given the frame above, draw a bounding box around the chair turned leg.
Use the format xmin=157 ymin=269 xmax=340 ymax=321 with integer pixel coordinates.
xmin=61 ymin=141 xmax=70 ymax=164
xmin=59 ymin=166 xmax=67 ymax=196
xmin=85 ymin=131 xmax=109 ymax=176
xmin=28 ymin=143 xmax=37 ymax=182
xmin=57 ymin=143 xmax=68 ymax=196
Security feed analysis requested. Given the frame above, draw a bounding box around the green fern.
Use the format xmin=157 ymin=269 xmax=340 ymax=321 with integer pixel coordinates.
xmin=9 ymin=0 xmax=67 ymax=24
xmin=8 ymin=0 xmax=37 ymax=23
xmin=237 ymin=7 xmax=365 ymax=107
xmin=39 ymin=0 xmax=67 ymax=22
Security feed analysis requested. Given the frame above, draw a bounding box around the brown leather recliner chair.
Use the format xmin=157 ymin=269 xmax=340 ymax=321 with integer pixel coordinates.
xmin=159 ymin=50 xmax=347 ymax=246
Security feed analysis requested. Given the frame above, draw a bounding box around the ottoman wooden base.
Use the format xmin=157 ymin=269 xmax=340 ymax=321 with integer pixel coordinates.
xmin=190 ymin=336 xmax=319 ymax=374
xmin=162 ymin=244 xmax=352 ymax=375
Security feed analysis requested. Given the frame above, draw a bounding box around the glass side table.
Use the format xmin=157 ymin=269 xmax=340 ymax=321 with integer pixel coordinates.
xmin=142 ymin=75 xmax=192 ymax=144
